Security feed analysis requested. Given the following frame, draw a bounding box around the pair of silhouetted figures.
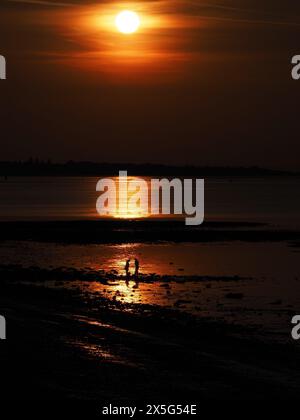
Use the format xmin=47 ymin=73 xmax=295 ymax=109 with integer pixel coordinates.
xmin=125 ymin=258 xmax=139 ymax=282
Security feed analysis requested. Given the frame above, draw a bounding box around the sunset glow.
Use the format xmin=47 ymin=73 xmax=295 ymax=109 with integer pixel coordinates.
xmin=115 ymin=10 xmax=140 ymax=34
xmin=111 ymin=176 xmax=149 ymax=219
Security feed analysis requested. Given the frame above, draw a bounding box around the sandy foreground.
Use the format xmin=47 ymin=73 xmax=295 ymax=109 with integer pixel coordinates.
xmin=1 ymin=220 xmax=300 ymax=403
xmin=1 ymin=273 xmax=300 ymax=402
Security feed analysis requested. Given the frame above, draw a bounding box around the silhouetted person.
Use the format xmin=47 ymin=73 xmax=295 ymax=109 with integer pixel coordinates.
xmin=134 ymin=258 xmax=139 ymax=278
xmin=125 ymin=259 xmax=131 ymax=284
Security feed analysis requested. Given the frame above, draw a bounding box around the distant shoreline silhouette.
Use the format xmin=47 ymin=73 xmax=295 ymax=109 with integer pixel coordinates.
xmin=0 ymin=160 xmax=296 ymax=177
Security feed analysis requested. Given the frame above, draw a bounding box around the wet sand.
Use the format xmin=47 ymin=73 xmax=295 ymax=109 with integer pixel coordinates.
xmin=1 ymin=263 xmax=299 ymax=340
xmin=1 ymin=220 xmax=300 ymax=402
xmin=1 ymin=268 xmax=300 ymax=401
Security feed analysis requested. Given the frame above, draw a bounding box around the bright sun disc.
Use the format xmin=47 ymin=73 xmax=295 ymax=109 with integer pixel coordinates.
xmin=115 ymin=10 xmax=140 ymax=34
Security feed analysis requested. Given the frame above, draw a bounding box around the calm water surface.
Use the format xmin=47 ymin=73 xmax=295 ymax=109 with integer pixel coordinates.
xmin=0 ymin=176 xmax=299 ymax=227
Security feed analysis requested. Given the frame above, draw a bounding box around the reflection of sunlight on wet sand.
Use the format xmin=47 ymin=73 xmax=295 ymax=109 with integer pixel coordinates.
xmin=111 ymin=281 xmax=142 ymax=304
xmin=89 ymin=280 xmax=143 ymax=305
xmin=66 ymin=337 xmax=139 ymax=367
xmin=80 ymin=278 xmax=221 ymax=316
xmin=102 ymin=243 xmax=163 ymax=276
xmin=67 ymin=338 xmax=119 ymax=362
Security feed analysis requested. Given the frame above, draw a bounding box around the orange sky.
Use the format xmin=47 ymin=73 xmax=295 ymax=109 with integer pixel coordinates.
xmin=1 ymin=0 xmax=300 ymax=169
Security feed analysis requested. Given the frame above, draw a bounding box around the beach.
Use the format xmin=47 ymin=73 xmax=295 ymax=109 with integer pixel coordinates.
xmin=1 ymin=267 xmax=300 ymax=402
xmin=0 ymin=216 xmax=300 ymax=401
xmin=0 ymin=176 xmax=300 ymax=402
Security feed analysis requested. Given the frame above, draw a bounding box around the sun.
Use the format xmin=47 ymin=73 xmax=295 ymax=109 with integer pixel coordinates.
xmin=115 ymin=10 xmax=140 ymax=34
